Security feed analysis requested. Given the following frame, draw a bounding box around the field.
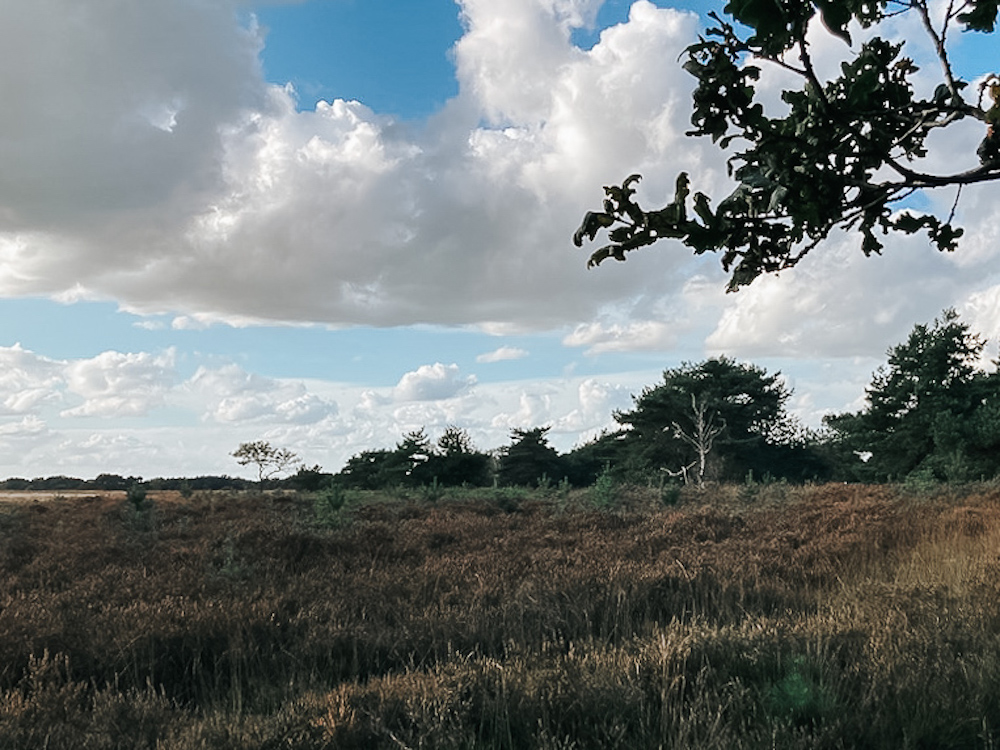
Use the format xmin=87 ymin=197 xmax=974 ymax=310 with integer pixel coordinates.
xmin=2 ymin=483 xmax=1000 ymax=748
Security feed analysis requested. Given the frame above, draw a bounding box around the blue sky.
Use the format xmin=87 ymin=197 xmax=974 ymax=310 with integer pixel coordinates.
xmin=0 ymin=0 xmax=996 ymax=479
xmin=254 ymin=0 xmax=465 ymax=119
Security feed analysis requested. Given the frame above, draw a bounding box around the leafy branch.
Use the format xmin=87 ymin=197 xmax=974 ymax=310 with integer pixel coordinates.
xmin=574 ymin=0 xmax=1000 ymax=290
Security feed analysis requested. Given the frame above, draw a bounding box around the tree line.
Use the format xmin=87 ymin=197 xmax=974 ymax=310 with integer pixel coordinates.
xmin=0 ymin=474 xmax=254 ymax=493
xmin=7 ymin=309 xmax=996 ymax=493
xmin=299 ymin=308 xmax=1000 ymax=490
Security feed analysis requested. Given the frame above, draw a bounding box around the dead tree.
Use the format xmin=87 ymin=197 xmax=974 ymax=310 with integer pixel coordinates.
xmin=668 ymin=393 xmax=725 ymax=488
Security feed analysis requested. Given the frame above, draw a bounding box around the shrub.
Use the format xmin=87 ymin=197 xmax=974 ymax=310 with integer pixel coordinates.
xmin=126 ymin=483 xmax=148 ymax=511
xmin=590 ymin=465 xmax=616 ymax=509
xmin=314 ymin=484 xmax=348 ymax=527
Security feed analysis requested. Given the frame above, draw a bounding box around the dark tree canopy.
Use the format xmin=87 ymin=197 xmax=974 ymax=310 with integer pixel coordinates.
xmin=497 ymin=427 xmax=566 ymax=487
xmin=824 ymin=309 xmax=1000 ymax=481
xmin=336 ymin=427 xmax=492 ymax=489
xmin=336 ymin=429 xmax=433 ymax=489
xmin=425 ymin=426 xmax=492 ymax=487
xmin=612 ymin=357 xmax=819 ymax=482
xmin=575 ymin=0 xmax=1000 ymax=290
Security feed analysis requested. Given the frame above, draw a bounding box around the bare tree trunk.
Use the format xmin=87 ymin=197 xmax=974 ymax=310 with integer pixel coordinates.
xmin=671 ymin=394 xmax=724 ymax=487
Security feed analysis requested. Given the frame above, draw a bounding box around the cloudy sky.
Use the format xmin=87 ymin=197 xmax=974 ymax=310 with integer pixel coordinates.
xmin=0 ymin=0 xmax=996 ymax=480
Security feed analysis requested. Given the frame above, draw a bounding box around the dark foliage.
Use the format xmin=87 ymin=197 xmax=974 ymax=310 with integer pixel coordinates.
xmin=497 ymin=426 xmax=566 ymax=487
xmin=611 ymin=357 xmax=825 ymax=482
xmin=575 ymin=1 xmax=1000 ymax=289
xmin=825 ymin=309 xmax=1000 ymax=481
xmin=338 ymin=427 xmax=492 ymax=490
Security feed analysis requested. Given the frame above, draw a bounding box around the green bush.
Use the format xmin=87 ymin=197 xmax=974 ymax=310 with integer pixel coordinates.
xmin=590 ymin=466 xmax=616 ymax=509
xmin=126 ymin=484 xmax=148 ymax=511
xmin=314 ymin=485 xmax=347 ymax=527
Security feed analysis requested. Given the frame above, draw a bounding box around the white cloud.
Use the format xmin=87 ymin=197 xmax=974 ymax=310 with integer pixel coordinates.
xmin=0 ymin=0 xmax=994 ymax=358
xmin=551 ymin=378 xmax=632 ymax=435
xmin=485 ymin=375 xmax=636 ymax=445
xmin=186 ymin=364 xmax=338 ymax=424
xmin=0 ymin=415 xmax=48 ymax=438
xmin=0 ymin=416 xmax=53 ymax=472
xmin=690 ymin=11 xmax=1000 ymax=362
xmin=0 ymin=344 xmax=64 ymax=415
xmin=0 ymin=0 xmax=266 ymax=225
xmin=356 ymin=389 xmax=392 ymax=412
xmin=393 ymin=363 xmax=476 ymax=402
xmin=0 ymin=0 xmax=713 ymax=332
xmin=0 ymin=340 xmax=660 ymax=479
xmin=58 ymin=432 xmax=165 ymax=471
xmin=61 ymin=350 xmax=178 ymax=418
xmin=477 ymin=346 xmax=529 ymax=363
xmin=0 ymin=344 xmax=877 ymax=480
xmin=492 ymin=391 xmax=557 ymax=430
xmin=133 ymin=320 xmax=167 ymax=331
xmin=274 ymin=393 xmax=338 ymax=424
xmin=171 ymin=315 xmax=211 ymax=331
xmin=702 ymin=227 xmax=978 ymax=359
xmin=563 ymin=319 xmax=676 ymax=354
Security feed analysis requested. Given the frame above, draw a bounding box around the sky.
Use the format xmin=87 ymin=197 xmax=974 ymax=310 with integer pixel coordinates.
xmin=0 ymin=0 xmax=997 ymax=480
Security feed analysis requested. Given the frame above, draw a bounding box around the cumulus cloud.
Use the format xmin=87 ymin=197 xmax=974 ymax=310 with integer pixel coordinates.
xmin=0 ymin=0 xmax=995 ymax=358
xmin=476 ymin=346 xmax=529 ymax=363
xmin=0 ymin=340 xmax=658 ymax=479
xmin=0 ymin=344 xmax=190 ymax=421
xmin=491 ymin=391 xmax=557 ymax=430
xmin=9 ymin=0 xmax=982 ymax=355
xmin=0 ymin=344 xmax=64 ymax=415
xmin=551 ymin=378 xmax=633 ymax=435
xmin=58 ymin=432 xmax=167 ymax=471
xmin=62 ymin=350 xmax=178 ymax=418
xmin=0 ymin=415 xmax=48 ymax=439
xmin=692 ymin=11 xmax=1000 ymax=361
xmin=564 ymin=319 xmax=676 ymax=354
xmin=0 ymin=0 xmax=266 ymax=232
xmin=1 ymin=341 xmax=887 ymax=479
xmin=0 ymin=0 xmax=717 ymax=332
xmin=486 ymin=375 xmax=636 ymax=446
xmin=393 ymin=363 xmax=476 ymax=402
xmin=187 ymin=364 xmax=338 ymax=424
xmin=700 ymin=220 xmax=993 ymax=359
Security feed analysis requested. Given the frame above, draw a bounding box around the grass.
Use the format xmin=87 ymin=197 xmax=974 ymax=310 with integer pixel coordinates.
xmin=2 ymin=483 xmax=1000 ymax=747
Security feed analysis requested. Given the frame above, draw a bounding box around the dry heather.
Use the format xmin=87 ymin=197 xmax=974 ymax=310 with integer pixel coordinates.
xmin=2 ymin=483 xmax=1000 ymax=748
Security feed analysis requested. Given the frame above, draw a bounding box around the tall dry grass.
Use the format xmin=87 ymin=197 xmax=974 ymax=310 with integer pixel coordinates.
xmin=1 ymin=483 xmax=1000 ymax=748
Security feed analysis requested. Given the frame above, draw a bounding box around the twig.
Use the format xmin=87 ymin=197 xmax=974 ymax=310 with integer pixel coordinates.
xmin=947 ymin=184 xmax=963 ymax=225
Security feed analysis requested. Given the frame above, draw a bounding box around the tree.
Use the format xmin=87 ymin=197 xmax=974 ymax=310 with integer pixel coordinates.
xmin=336 ymin=448 xmax=395 ymax=490
xmin=232 ymin=440 xmax=300 ymax=482
xmin=336 ymin=429 xmax=442 ymax=489
xmin=824 ymin=309 xmax=1000 ymax=481
xmin=93 ymin=473 xmax=140 ymax=491
xmin=575 ymin=1 xmax=1000 ymax=290
xmin=424 ymin=426 xmax=492 ymax=487
xmin=497 ymin=427 xmax=566 ymax=487
xmin=669 ymin=393 xmax=726 ymax=487
xmin=613 ymin=357 xmax=813 ymax=482
xmin=388 ymin=428 xmax=434 ymax=486
xmin=436 ymin=424 xmax=476 ymax=456
xmin=564 ymin=430 xmax=629 ymax=486
xmin=289 ymin=464 xmax=333 ymax=492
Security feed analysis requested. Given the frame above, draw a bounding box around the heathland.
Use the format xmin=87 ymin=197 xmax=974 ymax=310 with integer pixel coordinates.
xmin=2 ymin=482 xmax=1000 ymax=748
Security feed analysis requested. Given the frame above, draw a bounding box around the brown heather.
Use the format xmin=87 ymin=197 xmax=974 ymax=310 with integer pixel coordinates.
xmin=2 ymin=483 xmax=1000 ymax=748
